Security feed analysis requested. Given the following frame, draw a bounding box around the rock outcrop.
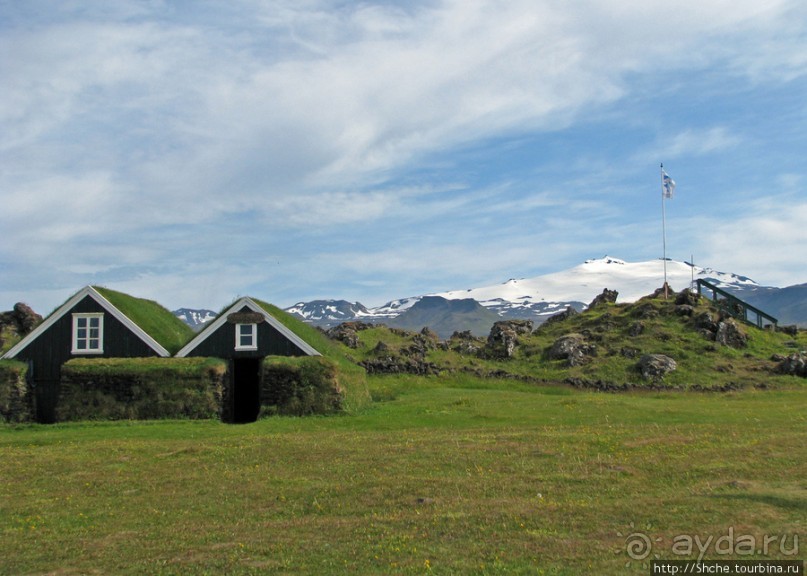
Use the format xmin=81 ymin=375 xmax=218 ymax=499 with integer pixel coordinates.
xmin=360 ymin=347 xmax=440 ymax=376
xmin=637 ymin=354 xmax=677 ymax=380
xmin=357 ymin=326 xmax=442 ymax=376
xmin=0 ymin=303 xmax=42 ymax=350
xmin=675 ymin=289 xmax=700 ymax=307
xmin=542 ymin=306 xmax=579 ymax=326
xmin=448 ymin=331 xmax=484 ymax=355
xmin=694 ymin=311 xmax=719 ymax=336
xmin=775 ymin=353 xmax=807 ymax=378
xmin=325 ymin=321 xmax=374 ymax=349
xmin=587 ymin=288 xmax=618 ymax=309
xmin=548 ymin=333 xmax=597 ymax=366
xmin=714 ymin=318 xmax=748 ymax=349
xmin=485 ymin=320 xmax=534 ymax=359
xmin=690 ymin=312 xmax=748 ymax=349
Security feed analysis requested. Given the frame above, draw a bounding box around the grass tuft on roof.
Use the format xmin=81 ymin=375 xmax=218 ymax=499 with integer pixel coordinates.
xmin=94 ymin=287 xmax=194 ymax=355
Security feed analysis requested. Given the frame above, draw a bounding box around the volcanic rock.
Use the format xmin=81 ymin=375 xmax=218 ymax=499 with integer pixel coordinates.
xmin=638 ymin=354 xmax=677 ymax=380
xmin=548 ymin=333 xmax=597 ymax=367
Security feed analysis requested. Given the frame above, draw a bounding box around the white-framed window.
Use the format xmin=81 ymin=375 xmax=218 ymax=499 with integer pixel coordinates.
xmin=72 ymin=313 xmax=104 ymax=354
xmin=235 ymin=323 xmax=257 ymax=350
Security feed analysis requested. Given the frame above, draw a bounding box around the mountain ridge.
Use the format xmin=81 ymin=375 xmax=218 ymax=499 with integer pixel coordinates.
xmin=285 ymin=257 xmax=805 ymax=330
xmin=172 ymin=257 xmax=806 ymax=333
xmin=172 ymin=308 xmax=217 ymax=331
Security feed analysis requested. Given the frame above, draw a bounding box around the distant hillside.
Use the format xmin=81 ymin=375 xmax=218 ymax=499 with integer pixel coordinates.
xmin=163 ymin=258 xmax=804 ymax=333
xmin=283 ymin=257 xmax=806 ymax=333
xmin=386 ymin=296 xmax=501 ymax=338
xmin=731 ymin=284 xmax=807 ymax=328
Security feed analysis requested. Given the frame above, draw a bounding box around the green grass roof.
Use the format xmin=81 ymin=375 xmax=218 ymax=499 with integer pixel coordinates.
xmin=250 ymin=298 xmax=371 ymax=412
xmin=94 ymin=287 xmax=195 ymax=355
xmin=252 ymin=298 xmax=358 ymax=357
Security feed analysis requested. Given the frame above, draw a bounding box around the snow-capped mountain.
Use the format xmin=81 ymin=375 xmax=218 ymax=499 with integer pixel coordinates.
xmin=284 ymin=257 xmax=789 ymax=329
xmin=285 ymin=297 xmax=425 ymax=328
xmin=172 ymin=308 xmax=217 ymax=331
xmin=173 ymin=257 xmax=803 ymax=333
xmin=284 ymin=300 xmax=374 ymax=325
xmin=432 ymin=256 xmax=758 ymax=321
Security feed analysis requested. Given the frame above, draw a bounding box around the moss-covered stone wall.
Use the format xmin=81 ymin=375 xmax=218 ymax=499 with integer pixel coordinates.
xmin=58 ymin=357 xmax=226 ymax=421
xmin=0 ymin=360 xmax=32 ymax=423
xmin=261 ymin=356 xmax=344 ymax=416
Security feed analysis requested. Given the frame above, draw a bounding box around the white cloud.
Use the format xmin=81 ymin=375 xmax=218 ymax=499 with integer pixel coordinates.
xmin=4 ymin=1 xmax=802 ymax=198
xmin=660 ymin=127 xmax=743 ymax=159
xmin=697 ymin=199 xmax=807 ymax=287
xmin=2 ymin=0 xmax=806 ymax=310
xmin=0 ymin=173 xmax=131 ymax=254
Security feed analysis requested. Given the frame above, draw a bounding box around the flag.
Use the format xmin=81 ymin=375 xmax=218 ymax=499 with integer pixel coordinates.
xmin=662 ymin=170 xmax=675 ymax=199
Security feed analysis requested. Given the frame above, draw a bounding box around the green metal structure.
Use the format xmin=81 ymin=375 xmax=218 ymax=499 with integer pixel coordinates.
xmin=695 ymin=279 xmax=778 ymax=329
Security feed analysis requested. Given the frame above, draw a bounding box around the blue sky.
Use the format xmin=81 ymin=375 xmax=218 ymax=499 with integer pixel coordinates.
xmin=2 ymin=0 xmax=806 ymax=313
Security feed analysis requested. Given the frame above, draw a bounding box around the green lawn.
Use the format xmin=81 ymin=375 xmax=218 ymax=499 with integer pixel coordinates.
xmin=1 ymin=376 xmax=805 ymax=575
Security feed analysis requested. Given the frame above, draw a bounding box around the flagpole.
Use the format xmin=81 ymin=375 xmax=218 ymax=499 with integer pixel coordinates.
xmin=661 ymin=163 xmax=668 ymax=299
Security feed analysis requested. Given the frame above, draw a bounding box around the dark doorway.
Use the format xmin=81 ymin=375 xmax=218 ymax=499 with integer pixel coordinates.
xmin=34 ymin=378 xmax=60 ymax=424
xmin=231 ymin=358 xmax=262 ymax=423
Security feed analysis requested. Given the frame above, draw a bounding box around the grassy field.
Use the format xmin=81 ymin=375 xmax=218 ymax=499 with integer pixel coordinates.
xmin=1 ymin=375 xmax=805 ymax=575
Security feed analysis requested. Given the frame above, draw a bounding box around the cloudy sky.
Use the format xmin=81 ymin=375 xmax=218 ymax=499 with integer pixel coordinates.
xmin=2 ymin=0 xmax=806 ymax=314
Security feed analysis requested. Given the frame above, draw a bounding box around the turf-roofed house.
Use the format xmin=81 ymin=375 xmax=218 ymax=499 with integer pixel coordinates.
xmin=1 ymin=286 xmax=194 ymax=422
xmin=176 ymin=297 xmax=323 ymax=423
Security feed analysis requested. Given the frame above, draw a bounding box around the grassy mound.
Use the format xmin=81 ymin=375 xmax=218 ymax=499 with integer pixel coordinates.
xmin=339 ymin=291 xmax=807 ymax=390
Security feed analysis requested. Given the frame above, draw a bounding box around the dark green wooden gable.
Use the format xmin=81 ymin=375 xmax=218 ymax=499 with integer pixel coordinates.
xmin=3 ymin=286 xmax=173 ymax=422
xmin=178 ymin=303 xmax=318 ymax=359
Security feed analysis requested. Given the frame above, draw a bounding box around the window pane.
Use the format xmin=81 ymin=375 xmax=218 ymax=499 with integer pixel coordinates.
xmin=236 ymin=324 xmax=256 ymax=348
xmin=74 ymin=315 xmax=102 ymax=352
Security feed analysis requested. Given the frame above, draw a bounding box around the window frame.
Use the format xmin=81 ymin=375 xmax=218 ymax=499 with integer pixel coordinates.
xmin=235 ymin=323 xmax=258 ymax=351
xmin=72 ymin=313 xmax=104 ymax=354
